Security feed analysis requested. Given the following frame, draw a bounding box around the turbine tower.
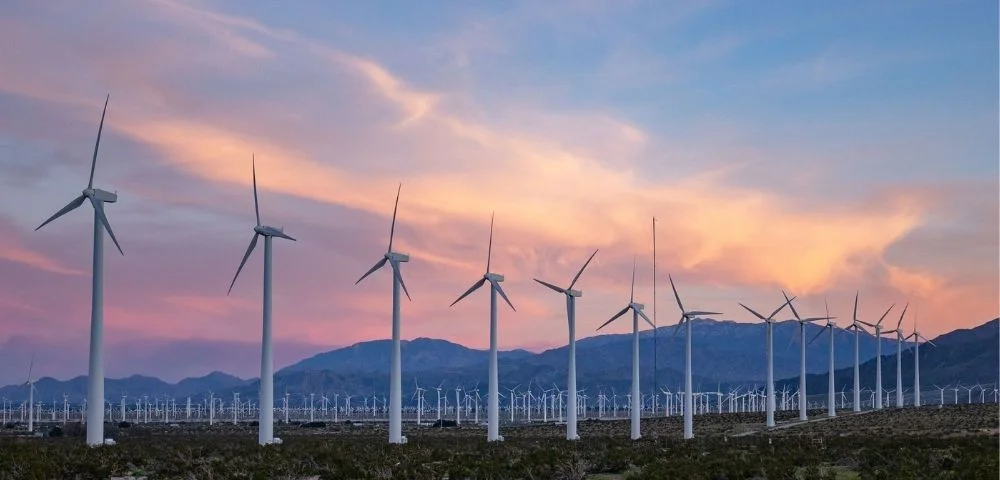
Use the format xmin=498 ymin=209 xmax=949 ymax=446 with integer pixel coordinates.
xmin=597 ymin=259 xmax=653 ymax=440
xmin=667 ymin=275 xmax=721 ymax=439
xmin=356 ymin=184 xmax=412 ymax=444
xmin=907 ymin=307 xmax=935 ymax=407
xmin=227 ymin=155 xmax=296 ymax=446
xmin=35 ymin=95 xmax=123 ymax=447
xmin=882 ymin=303 xmax=908 ymax=407
xmin=806 ymin=299 xmax=838 ymax=417
xmin=23 ymin=354 xmax=36 ymax=433
xmin=846 ymin=292 xmax=868 ymax=412
xmin=739 ymin=296 xmax=795 ymax=428
xmin=858 ymin=303 xmax=894 ymax=409
xmin=782 ymin=291 xmax=832 ymax=421
xmin=449 ymin=213 xmax=516 ymax=442
xmin=534 ymin=249 xmax=599 ymax=441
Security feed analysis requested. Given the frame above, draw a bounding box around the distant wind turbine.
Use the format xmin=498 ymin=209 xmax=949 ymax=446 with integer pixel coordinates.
xmin=23 ymin=354 xmax=36 ymax=434
xmin=449 ymin=213 xmax=516 ymax=442
xmin=807 ymin=298 xmax=838 ymax=417
xmin=846 ymin=292 xmax=868 ymax=412
xmin=907 ymin=305 xmax=936 ymax=407
xmin=668 ymin=275 xmax=721 ymax=439
xmin=534 ymin=248 xmax=599 ymax=441
xmin=881 ymin=303 xmax=909 ymax=407
xmin=226 ymin=155 xmax=296 ymax=446
xmin=35 ymin=94 xmax=122 ymax=447
xmin=597 ymin=258 xmax=653 ymax=440
xmin=739 ymin=296 xmax=795 ymax=428
xmin=858 ymin=302 xmax=894 ymax=409
xmin=782 ymin=291 xmax=832 ymax=421
xmin=355 ymin=184 xmax=412 ymax=444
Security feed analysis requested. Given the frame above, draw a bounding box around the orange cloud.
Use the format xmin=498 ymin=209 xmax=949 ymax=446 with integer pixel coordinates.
xmin=0 ymin=243 xmax=82 ymax=276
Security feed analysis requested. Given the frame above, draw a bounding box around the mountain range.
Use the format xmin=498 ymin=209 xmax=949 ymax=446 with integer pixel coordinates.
xmin=2 ymin=318 xmax=996 ymax=404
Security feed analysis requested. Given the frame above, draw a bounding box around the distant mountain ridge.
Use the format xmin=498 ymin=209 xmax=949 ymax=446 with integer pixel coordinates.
xmin=1 ymin=318 xmax=995 ymax=403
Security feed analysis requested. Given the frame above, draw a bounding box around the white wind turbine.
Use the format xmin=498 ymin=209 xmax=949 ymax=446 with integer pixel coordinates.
xmin=907 ymin=306 xmax=935 ymax=407
xmin=739 ymin=296 xmax=795 ymax=428
xmin=449 ymin=213 xmax=516 ymax=442
xmin=846 ymin=292 xmax=868 ymax=412
xmin=534 ymin=248 xmax=599 ymax=441
xmin=667 ymin=275 xmax=722 ymax=440
xmin=858 ymin=302 xmax=894 ymax=409
xmin=881 ymin=303 xmax=909 ymax=407
xmin=806 ymin=299 xmax=838 ymax=417
xmin=226 ymin=155 xmax=296 ymax=446
xmin=23 ymin=354 xmax=36 ymax=434
xmin=35 ymin=95 xmax=122 ymax=447
xmin=782 ymin=291 xmax=832 ymax=421
xmin=355 ymin=184 xmax=412 ymax=444
xmin=597 ymin=259 xmax=653 ymax=440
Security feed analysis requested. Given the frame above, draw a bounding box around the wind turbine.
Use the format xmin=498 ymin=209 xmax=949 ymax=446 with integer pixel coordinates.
xmin=907 ymin=306 xmax=935 ymax=407
xmin=355 ymin=184 xmax=412 ymax=444
xmin=449 ymin=213 xmax=516 ymax=442
xmin=534 ymin=248 xmax=599 ymax=441
xmin=782 ymin=291 xmax=832 ymax=421
xmin=597 ymin=258 xmax=653 ymax=440
xmin=23 ymin=354 xmax=36 ymax=434
xmin=846 ymin=292 xmax=868 ymax=412
xmin=35 ymin=94 xmax=122 ymax=447
xmin=881 ymin=303 xmax=908 ymax=407
xmin=226 ymin=155 xmax=296 ymax=446
xmin=667 ymin=275 xmax=722 ymax=439
xmin=858 ymin=303 xmax=894 ymax=409
xmin=739 ymin=295 xmax=795 ymax=428
xmin=807 ymin=299 xmax=838 ymax=417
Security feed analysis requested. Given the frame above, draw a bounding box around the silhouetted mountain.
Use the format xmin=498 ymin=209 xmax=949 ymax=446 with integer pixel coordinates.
xmin=1 ymin=318 xmax=992 ymax=404
xmin=777 ymin=318 xmax=999 ymax=394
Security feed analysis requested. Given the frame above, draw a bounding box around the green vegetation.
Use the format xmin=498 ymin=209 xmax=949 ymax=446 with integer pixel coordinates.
xmin=0 ymin=405 xmax=995 ymax=479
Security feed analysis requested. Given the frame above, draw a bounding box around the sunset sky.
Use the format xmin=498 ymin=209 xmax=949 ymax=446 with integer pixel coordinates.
xmin=0 ymin=0 xmax=996 ymax=384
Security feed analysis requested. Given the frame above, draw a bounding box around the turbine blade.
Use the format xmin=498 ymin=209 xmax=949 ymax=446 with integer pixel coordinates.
xmin=597 ymin=306 xmax=629 ymax=331
xmin=392 ymin=261 xmax=412 ymax=301
xmin=532 ymin=278 xmax=565 ymax=294
xmin=450 ymin=278 xmax=486 ymax=307
xmin=629 ymin=256 xmax=636 ymax=302
xmin=782 ymin=290 xmax=802 ymax=321
xmin=272 ymin=230 xmax=297 ymax=241
xmin=88 ymin=94 xmax=110 ymax=189
xmin=739 ymin=303 xmax=767 ymax=321
xmin=638 ymin=309 xmax=654 ymax=328
xmin=568 ymin=248 xmax=599 ymax=290
xmin=877 ymin=303 xmax=895 ymax=326
xmin=492 ymin=280 xmax=516 ymax=312
xmin=767 ymin=296 xmax=794 ymax=319
xmin=387 ymin=183 xmax=401 ymax=253
xmin=252 ymin=154 xmax=261 ymax=226
xmin=91 ymin=198 xmax=124 ymax=255
xmin=228 ymin=233 xmax=259 ymax=294
xmin=355 ymin=257 xmax=388 ymax=285
xmin=807 ymin=326 xmax=826 ymax=346
xmin=668 ymin=274 xmax=685 ymax=313
xmin=36 ymin=194 xmax=86 ymax=231
xmin=486 ymin=212 xmax=494 ymax=273
xmin=26 ymin=353 xmax=35 ymax=382
xmin=853 ymin=291 xmax=859 ymax=324
xmin=686 ymin=310 xmax=722 ymax=317
xmin=671 ymin=316 xmax=685 ymax=339
xmin=896 ymin=303 xmax=909 ymax=331
xmin=858 ymin=320 xmax=876 ymax=328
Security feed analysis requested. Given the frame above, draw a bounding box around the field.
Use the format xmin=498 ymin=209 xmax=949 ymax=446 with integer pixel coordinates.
xmin=0 ymin=404 xmax=996 ymax=479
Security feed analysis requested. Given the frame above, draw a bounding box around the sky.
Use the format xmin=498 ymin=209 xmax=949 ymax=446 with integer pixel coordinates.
xmin=0 ymin=0 xmax=996 ymax=385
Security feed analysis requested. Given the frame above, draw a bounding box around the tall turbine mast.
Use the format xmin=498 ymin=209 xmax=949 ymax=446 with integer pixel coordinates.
xmin=35 ymin=94 xmax=123 ymax=447
xmin=669 ymin=275 xmax=722 ymax=439
xmin=355 ymin=184 xmax=412 ymax=444
xmin=652 ymin=217 xmax=658 ymax=404
xmin=227 ymin=155 xmax=296 ymax=446
xmin=449 ymin=212 xmax=516 ymax=442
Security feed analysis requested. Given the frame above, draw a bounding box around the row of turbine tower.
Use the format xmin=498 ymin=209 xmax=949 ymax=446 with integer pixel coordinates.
xmin=32 ymin=95 xmax=937 ymax=447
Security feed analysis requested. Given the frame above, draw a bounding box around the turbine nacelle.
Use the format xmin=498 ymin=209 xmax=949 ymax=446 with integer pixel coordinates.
xmin=85 ymin=188 xmax=118 ymax=203
xmin=386 ymin=251 xmax=410 ymax=263
xmin=485 ymin=272 xmax=504 ymax=283
xmin=565 ymin=288 xmax=582 ymax=298
xmin=630 ymin=302 xmax=645 ymax=311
